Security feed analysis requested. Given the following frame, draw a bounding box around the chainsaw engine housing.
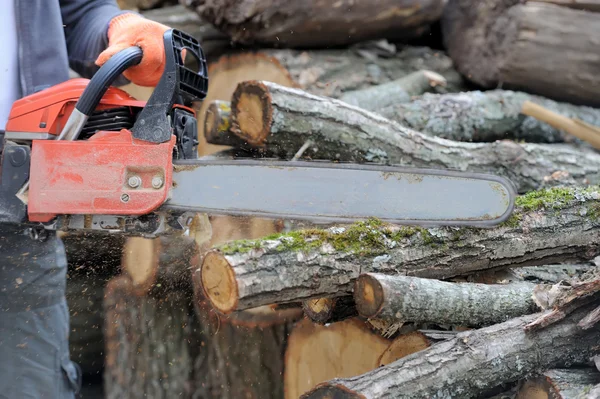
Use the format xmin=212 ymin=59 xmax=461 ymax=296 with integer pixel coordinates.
xmin=0 ymin=29 xmax=207 ymax=230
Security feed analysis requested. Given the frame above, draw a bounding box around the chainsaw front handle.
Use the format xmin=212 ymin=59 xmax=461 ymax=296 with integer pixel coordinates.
xmin=77 ymin=46 xmax=143 ymax=116
xmin=56 ymin=46 xmax=143 ymax=141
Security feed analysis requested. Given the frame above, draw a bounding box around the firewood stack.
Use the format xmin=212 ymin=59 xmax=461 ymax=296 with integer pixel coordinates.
xmin=63 ymin=0 xmax=600 ymax=398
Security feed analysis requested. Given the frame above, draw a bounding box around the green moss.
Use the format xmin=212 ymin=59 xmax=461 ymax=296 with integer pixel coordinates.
xmin=515 ymin=187 xmax=577 ymax=211
xmin=217 ymin=217 xmax=436 ymax=256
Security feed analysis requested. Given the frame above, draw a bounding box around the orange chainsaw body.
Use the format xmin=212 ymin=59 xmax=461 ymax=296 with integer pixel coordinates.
xmin=5 ymin=78 xmax=193 ymax=223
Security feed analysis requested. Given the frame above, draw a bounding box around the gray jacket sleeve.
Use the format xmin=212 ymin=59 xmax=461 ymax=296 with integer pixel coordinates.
xmin=59 ymin=0 xmax=134 ymax=84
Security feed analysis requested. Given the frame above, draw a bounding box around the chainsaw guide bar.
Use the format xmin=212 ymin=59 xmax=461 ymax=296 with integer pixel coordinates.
xmin=165 ymin=159 xmax=516 ymax=227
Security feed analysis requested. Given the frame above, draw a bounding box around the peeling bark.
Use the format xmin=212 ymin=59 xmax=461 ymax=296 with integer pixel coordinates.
xmin=229 ymin=80 xmax=600 ymax=193
xmin=198 ymin=186 xmax=600 ymax=313
xmin=301 ymin=304 xmax=600 ymax=399
xmin=441 ymin=0 xmax=600 ymax=107
xmin=185 ymin=0 xmax=444 ymax=47
xmin=354 ymin=273 xmax=540 ymax=327
xmin=379 ymin=90 xmax=600 ymax=143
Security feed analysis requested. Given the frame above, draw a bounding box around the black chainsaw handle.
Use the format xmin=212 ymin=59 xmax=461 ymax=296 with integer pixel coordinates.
xmin=75 ymin=46 xmax=143 ymax=116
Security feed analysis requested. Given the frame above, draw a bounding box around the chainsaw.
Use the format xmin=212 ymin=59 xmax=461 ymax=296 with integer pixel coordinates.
xmin=0 ymin=29 xmax=516 ymax=239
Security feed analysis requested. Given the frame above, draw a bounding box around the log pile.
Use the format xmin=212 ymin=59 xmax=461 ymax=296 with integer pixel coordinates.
xmin=61 ymin=1 xmax=600 ymax=398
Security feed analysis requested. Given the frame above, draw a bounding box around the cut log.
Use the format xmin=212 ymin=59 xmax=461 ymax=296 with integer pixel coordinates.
xmin=334 ymin=69 xmax=446 ymax=111
xmin=377 ymin=331 xmax=430 ymax=366
xmin=302 ymin=296 xmax=358 ymax=325
xmin=229 ymin=80 xmax=600 ymax=193
xmin=103 ymin=276 xmax=193 ymax=399
xmin=441 ymin=0 xmax=600 ymax=107
xmin=379 ymin=90 xmax=600 ymax=143
xmin=121 ymin=234 xmax=199 ymax=296
xmin=198 ymin=46 xmax=465 ymax=155
xmin=354 ymin=273 xmax=540 ymax=327
xmin=301 ymin=303 xmax=600 ymax=399
xmin=199 ymin=186 xmax=600 ymax=313
xmin=284 ymin=318 xmax=428 ymax=399
xmin=203 ymin=100 xmax=249 ymax=148
xmin=184 ymin=0 xmax=444 ymax=47
xmin=516 ymin=368 xmax=600 ymax=399
xmin=189 ymin=283 xmax=298 ymax=399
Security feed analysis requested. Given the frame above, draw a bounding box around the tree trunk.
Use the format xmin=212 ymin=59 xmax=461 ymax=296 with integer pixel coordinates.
xmin=184 ymin=0 xmax=444 ymax=47
xmin=354 ymin=273 xmax=540 ymax=328
xmin=283 ymin=318 xmax=429 ymax=398
xmin=338 ymin=70 xmax=447 ymax=111
xmin=301 ymin=304 xmax=600 ymax=399
xmin=516 ymin=368 xmax=600 ymax=399
xmin=379 ymin=89 xmax=600 ymax=143
xmin=103 ymin=276 xmax=193 ymax=399
xmin=189 ymin=284 xmax=298 ymax=399
xmin=441 ymin=0 xmax=600 ymax=107
xmin=229 ymin=80 xmax=600 ymax=193
xmin=121 ymin=234 xmax=200 ymax=296
xmin=302 ymin=296 xmax=358 ymax=324
xmin=508 ymin=264 xmax=597 ymax=284
xmin=198 ymin=186 xmax=600 ymax=313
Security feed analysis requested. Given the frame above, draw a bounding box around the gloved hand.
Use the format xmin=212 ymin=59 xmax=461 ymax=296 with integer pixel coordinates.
xmin=95 ymin=13 xmax=170 ymax=87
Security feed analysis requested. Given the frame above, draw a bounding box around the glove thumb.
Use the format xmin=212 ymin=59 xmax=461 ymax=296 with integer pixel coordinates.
xmin=95 ymin=42 xmax=135 ymax=67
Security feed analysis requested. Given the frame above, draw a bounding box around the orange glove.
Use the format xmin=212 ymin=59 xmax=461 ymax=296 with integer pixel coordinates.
xmin=95 ymin=13 xmax=169 ymax=87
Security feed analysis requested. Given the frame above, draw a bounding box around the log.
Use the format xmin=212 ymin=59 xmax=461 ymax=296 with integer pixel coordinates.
xmin=441 ymin=0 xmax=600 ymax=107
xmin=198 ymin=185 xmax=600 ymax=313
xmin=189 ymin=284 xmax=298 ymax=398
xmin=302 ymin=296 xmax=358 ymax=324
xmin=379 ymin=90 xmax=600 ymax=143
xmin=516 ymin=368 xmax=600 ymax=399
xmin=121 ymin=234 xmax=200 ymax=296
xmin=184 ymin=0 xmax=445 ymax=47
xmin=228 ymin=80 xmax=600 ymax=193
xmin=283 ymin=318 xmax=429 ymax=399
xmin=354 ymin=273 xmax=540 ymax=328
xmin=198 ymin=46 xmax=465 ymax=155
xmin=337 ymin=70 xmax=446 ymax=111
xmin=103 ymin=276 xmax=193 ymax=399
xmin=301 ymin=303 xmax=600 ymax=399
xmin=203 ymin=100 xmax=249 ymax=148
xmin=509 ymin=264 xmax=597 ymax=284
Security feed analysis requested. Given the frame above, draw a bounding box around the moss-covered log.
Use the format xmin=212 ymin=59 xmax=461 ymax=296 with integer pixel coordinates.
xmin=516 ymin=368 xmax=600 ymax=399
xmin=301 ymin=304 xmax=600 ymax=399
xmin=229 ymin=80 xmax=600 ymax=193
xmin=185 ymin=0 xmax=444 ymax=48
xmin=198 ymin=186 xmax=600 ymax=313
xmin=441 ymin=0 xmax=600 ymax=107
xmin=354 ymin=273 xmax=540 ymax=328
xmin=379 ymin=90 xmax=600 ymax=143
xmin=338 ymin=70 xmax=446 ymax=111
